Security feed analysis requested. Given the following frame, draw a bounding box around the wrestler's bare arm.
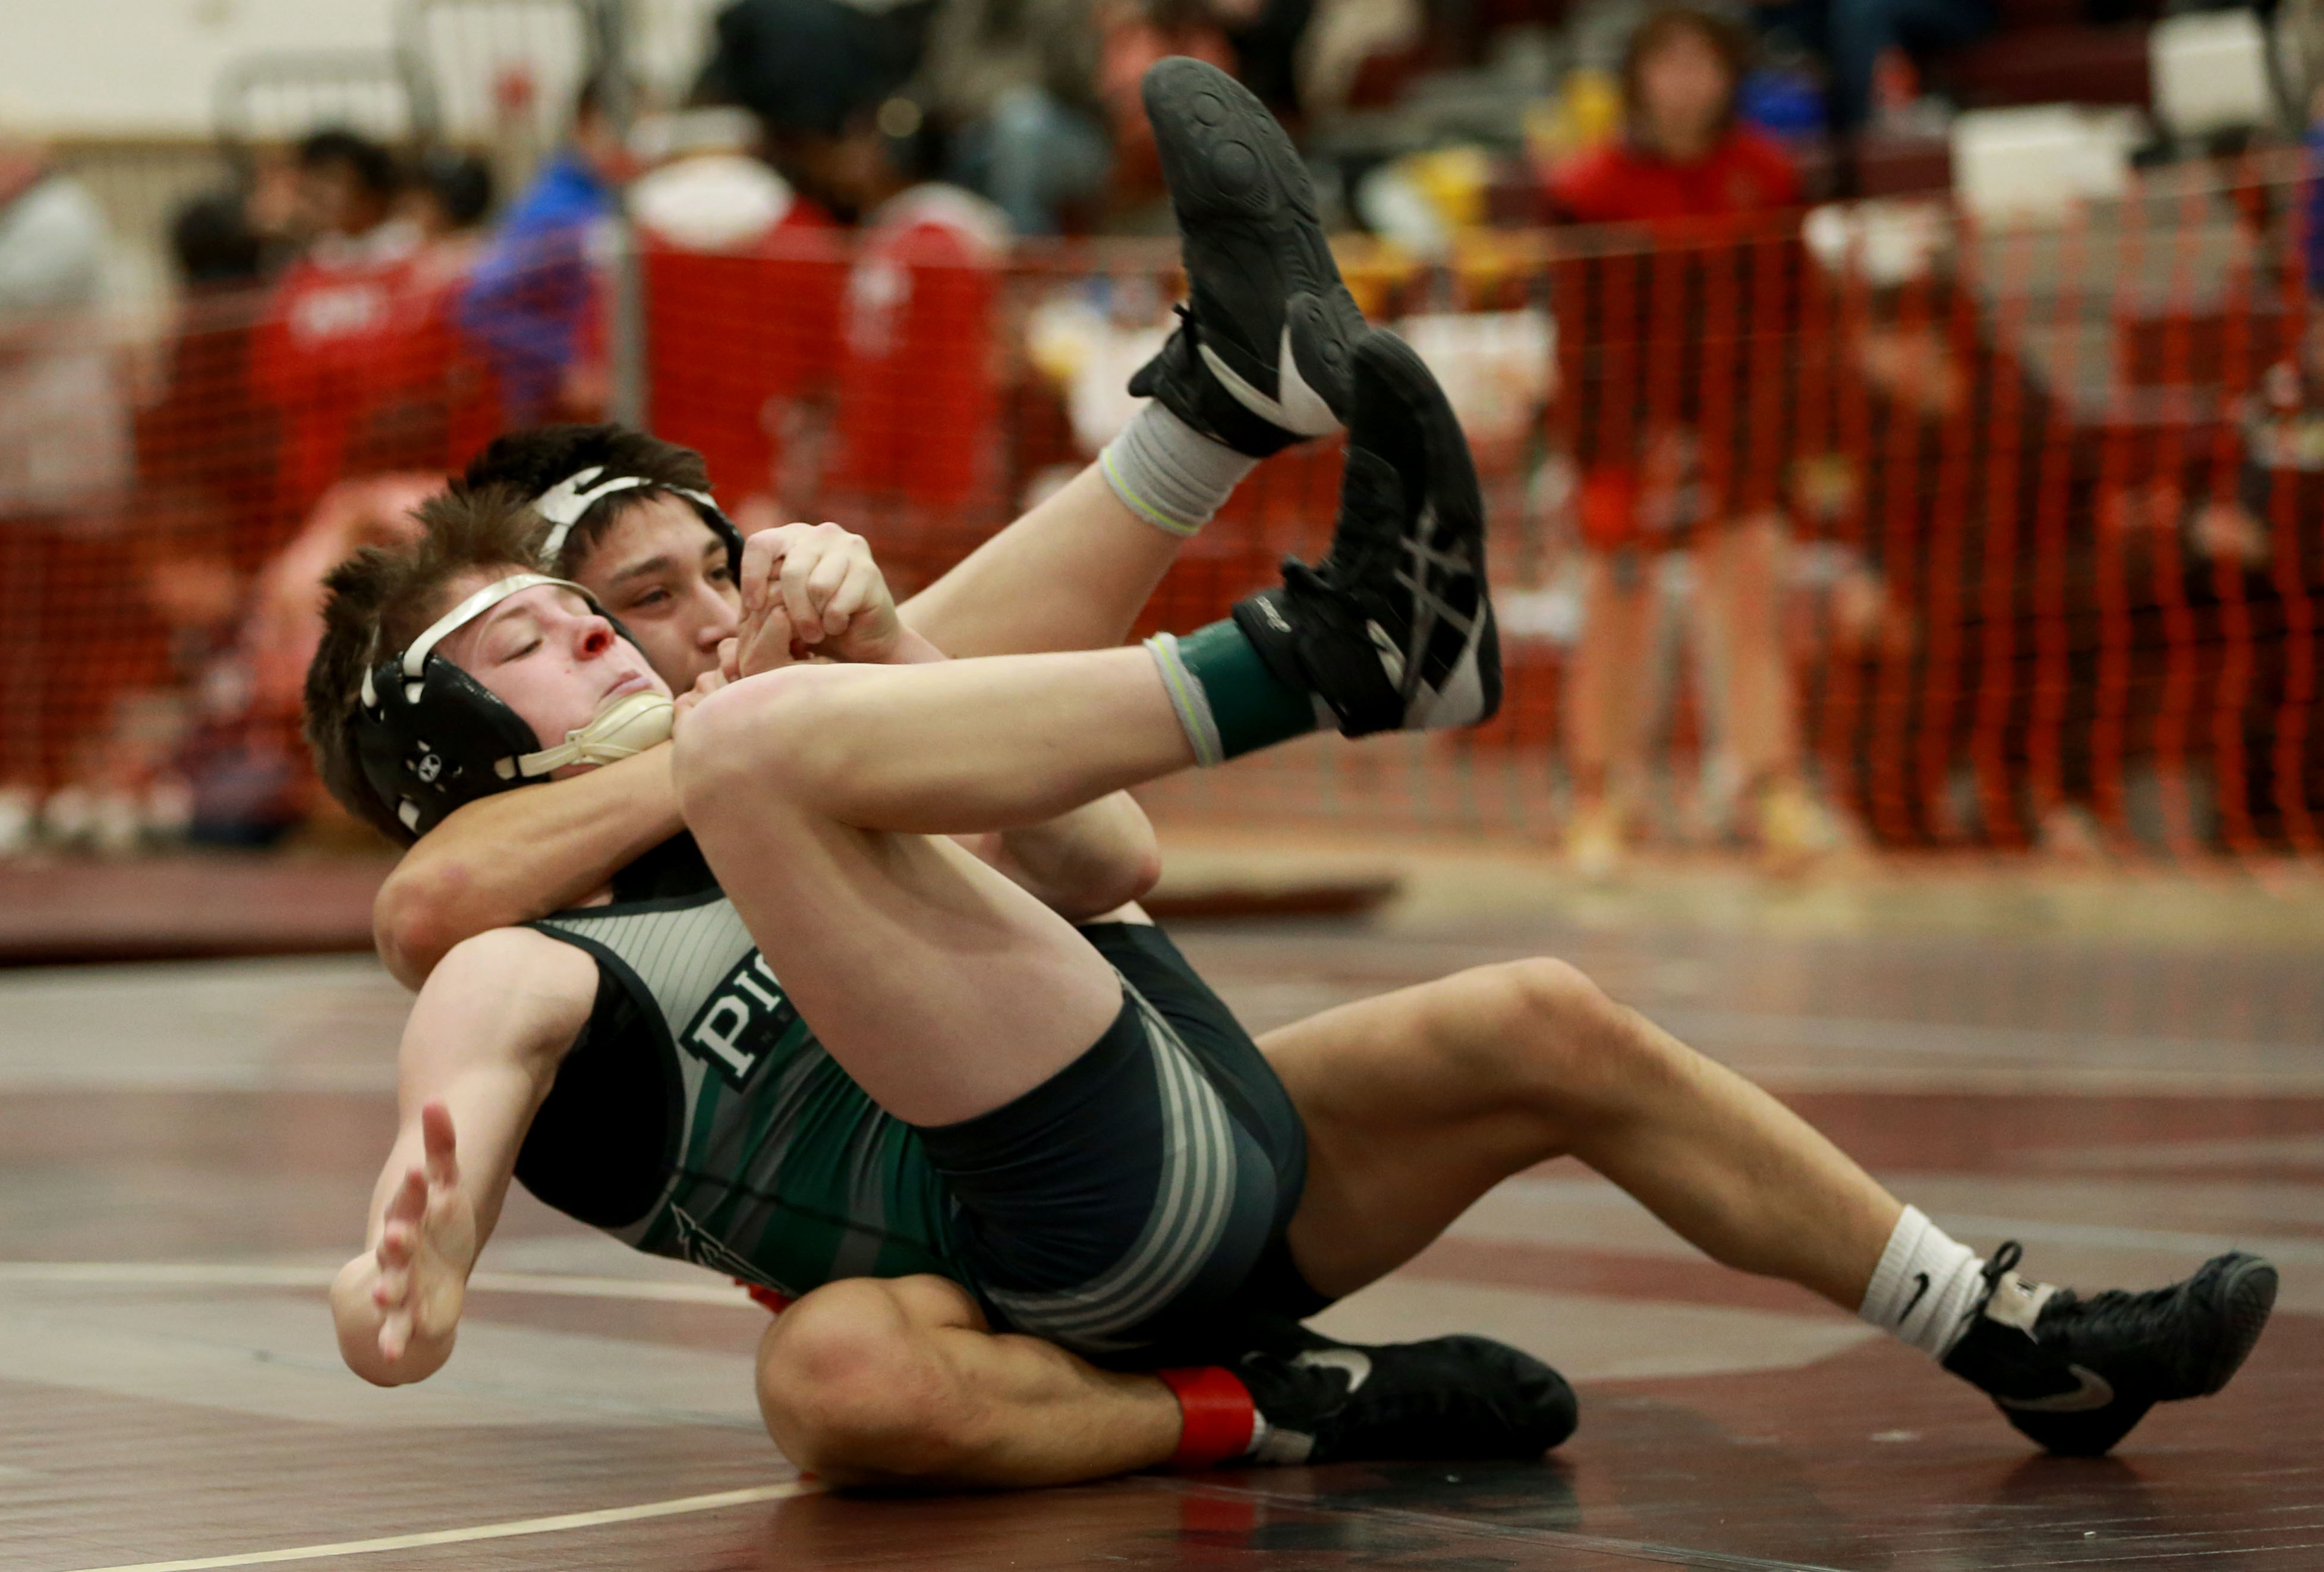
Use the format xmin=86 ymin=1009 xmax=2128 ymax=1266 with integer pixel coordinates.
xmin=374 ymin=752 xmax=682 ymax=989
xmin=330 ymin=928 xmax=597 ymax=1384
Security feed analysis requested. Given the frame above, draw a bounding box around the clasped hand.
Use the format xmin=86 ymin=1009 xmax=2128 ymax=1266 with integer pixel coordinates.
xmin=674 ymin=521 xmax=903 ymax=719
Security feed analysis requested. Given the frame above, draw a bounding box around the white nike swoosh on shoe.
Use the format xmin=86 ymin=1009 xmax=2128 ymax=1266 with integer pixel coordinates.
xmin=1366 ymin=619 xmax=1406 ymax=685
xmin=1201 ymin=324 xmax=1340 ymax=437
xmin=1997 ymin=1364 xmax=2115 ymax=1412
xmin=1412 ymin=626 xmax=1488 ymax=727
xmin=1294 ymin=1346 xmax=1373 ymax=1393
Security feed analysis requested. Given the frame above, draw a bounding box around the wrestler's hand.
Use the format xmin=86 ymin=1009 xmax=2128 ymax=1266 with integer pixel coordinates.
xmin=738 ymin=522 xmax=901 ymax=665
xmin=673 ymin=660 xmax=729 ymax=723
xmin=369 ymin=1101 xmax=476 ymax=1368
xmin=732 ymin=599 xmax=806 ymax=681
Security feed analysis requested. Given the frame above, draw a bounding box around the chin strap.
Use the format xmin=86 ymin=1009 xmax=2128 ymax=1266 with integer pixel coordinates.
xmin=497 ymin=688 xmax=676 ymax=780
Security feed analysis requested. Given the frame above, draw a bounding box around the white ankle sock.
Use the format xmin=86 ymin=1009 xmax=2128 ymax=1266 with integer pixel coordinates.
xmin=1100 ymin=404 xmax=1257 ymax=537
xmin=1859 ymin=1205 xmax=1986 ymax=1360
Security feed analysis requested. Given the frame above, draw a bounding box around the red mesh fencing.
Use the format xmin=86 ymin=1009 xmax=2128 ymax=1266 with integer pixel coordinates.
xmin=5 ymin=152 xmax=2319 ymax=857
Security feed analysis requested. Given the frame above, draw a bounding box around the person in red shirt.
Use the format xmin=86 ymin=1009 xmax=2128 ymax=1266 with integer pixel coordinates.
xmin=1547 ymin=10 xmax=1800 ymax=227
xmin=250 ymin=132 xmax=452 ymax=530
xmin=1544 ymin=9 xmax=1840 ymax=875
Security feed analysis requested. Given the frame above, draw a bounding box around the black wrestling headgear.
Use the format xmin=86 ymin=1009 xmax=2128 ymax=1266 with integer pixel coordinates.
xmin=352 ymin=572 xmax=673 ymax=841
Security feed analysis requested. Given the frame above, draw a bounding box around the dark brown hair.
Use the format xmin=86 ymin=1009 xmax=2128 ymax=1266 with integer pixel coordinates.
xmin=303 ymin=484 xmax=553 ymax=841
xmin=461 ymin=423 xmax=713 ymax=580
xmin=1620 ymin=8 xmax=1750 ymax=132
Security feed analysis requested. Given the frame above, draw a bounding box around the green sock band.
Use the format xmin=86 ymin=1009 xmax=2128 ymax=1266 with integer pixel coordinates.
xmin=1145 ymin=620 xmax=1317 ymax=766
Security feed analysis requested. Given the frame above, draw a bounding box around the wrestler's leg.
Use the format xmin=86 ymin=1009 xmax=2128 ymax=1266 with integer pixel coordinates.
xmin=678 ymin=329 xmax=1486 ymax=1119
xmin=1260 ymin=959 xmax=1898 ymax=1308
xmin=1264 ymin=958 xmax=2277 ymax=1458
xmin=675 ymin=649 xmax=1192 ymax=1124
xmin=898 ymin=52 xmax=1368 ymax=663
xmin=898 ymin=465 xmax=1185 ymax=658
xmin=757 ymin=1275 xmax=1179 ymax=1488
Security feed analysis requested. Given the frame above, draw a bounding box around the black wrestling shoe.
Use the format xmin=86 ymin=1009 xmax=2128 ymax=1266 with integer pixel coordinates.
xmin=1234 ymin=1332 xmax=1577 ymax=1465
xmin=1231 ymin=329 xmax=1500 ymax=736
xmin=1941 ymin=1242 xmax=2277 ymax=1457
xmin=1128 ymin=56 xmax=1365 ymax=457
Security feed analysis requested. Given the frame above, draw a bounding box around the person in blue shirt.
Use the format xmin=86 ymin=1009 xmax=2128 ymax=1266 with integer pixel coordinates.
xmin=457 ymin=75 xmax=639 ymax=424
xmin=2306 ymin=112 xmax=2322 ymax=298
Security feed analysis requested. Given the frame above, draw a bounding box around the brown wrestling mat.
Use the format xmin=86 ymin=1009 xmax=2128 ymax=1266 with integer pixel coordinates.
xmin=0 ymin=853 xmax=393 ymax=966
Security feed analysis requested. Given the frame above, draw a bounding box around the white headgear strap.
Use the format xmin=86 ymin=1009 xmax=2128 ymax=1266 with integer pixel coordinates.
xmin=394 ymin=572 xmax=592 ymax=700
xmin=360 ymin=571 xmax=597 ymax=710
xmin=533 ymin=466 xmax=728 ymax=566
xmin=498 ymin=687 xmax=676 ymax=780
xmin=533 ymin=467 xmax=657 ymax=563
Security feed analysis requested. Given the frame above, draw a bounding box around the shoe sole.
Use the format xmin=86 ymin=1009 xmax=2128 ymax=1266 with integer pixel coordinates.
xmin=1347 ymin=331 xmax=1500 ymax=727
xmin=2193 ymin=1252 xmax=2277 ymax=1397
xmin=1142 ymin=58 xmax=1362 ymax=410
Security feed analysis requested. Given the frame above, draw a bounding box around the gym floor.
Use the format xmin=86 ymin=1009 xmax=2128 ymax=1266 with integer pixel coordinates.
xmin=2 ymin=846 xmax=2319 ymax=1572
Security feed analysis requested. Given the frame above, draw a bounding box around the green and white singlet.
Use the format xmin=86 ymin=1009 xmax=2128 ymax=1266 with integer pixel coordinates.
xmin=518 ymin=843 xmax=969 ymax=1299
xmin=515 ymin=834 xmax=1317 ymax=1361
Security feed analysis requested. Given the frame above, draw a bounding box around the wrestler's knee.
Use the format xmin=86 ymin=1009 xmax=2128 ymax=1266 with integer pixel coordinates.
xmin=755 ymin=1278 xmax=982 ymax=1479
xmin=674 ymin=665 xmax=844 ymax=815
xmin=1445 ymin=957 xmax=1671 ymax=1113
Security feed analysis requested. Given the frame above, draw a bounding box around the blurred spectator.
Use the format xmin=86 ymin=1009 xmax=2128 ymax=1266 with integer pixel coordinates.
xmin=2134 ymin=319 xmax=2324 ymax=594
xmin=748 ymin=79 xmax=1018 ymax=516
xmin=399 ymin=150 xmax=500 ymax=472
xmin=1812 ymin=276 xmax=2300 ymax=853
xmin=1217 ymin=0 xmax=1309 ymax=118
xmin=288 ymin=128 xmax=404 ymax=249
xmin=1293 ymin=0 xmax=1424 ymax=122
xmin=2306 ymin=90 xmax=2323 ymax=295
xmin=1097 ymin=0 xmax=1237 ymax=198
xmin=119 ymin=474 xmax=435 ymax=850
xmin=170 ymin=190 xmax=272 ymax=289
xmin=1545 ymin=9 xmax=1835 ymax=874
xmin=1546 ymin=9 xmax=1800 ymax=223
xmin=457 ymin=75 xmax=637 ymax=424
xmin=0 ymin=138 xmax=128 ymax=521
xmin=698 ymin=0 xmax=928 ymax=142
xmin=1750 ymin=0 xmax=1992 ymax=134
xmin=403 ymin=147 xmax=495 ymax=259
xmin=140 ymin=181 xmax=284 ymax=538
xmin=922 ymin=0 xmax=1111 ymax=234
xmin=250 ymin=128 xmax=439 ymax=522
xmin=165 ymin=147 xmax=304 ymax=292
xmin=829 ymin=180 xmax=1013 ymax=516
xmin=632 ymin=112 xmax=847 ymax=514
xmin=630 ymin=114 xmax=822 ymax=248
xmin=0 ymin=136 xmax=130 ymax=820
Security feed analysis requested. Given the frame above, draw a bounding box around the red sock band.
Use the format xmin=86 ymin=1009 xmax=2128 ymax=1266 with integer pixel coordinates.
xmin=1157 ymin=1366 xmax=1257 ymax=1469
xmin=735 ymin=1279 xmax=791 ymax=1316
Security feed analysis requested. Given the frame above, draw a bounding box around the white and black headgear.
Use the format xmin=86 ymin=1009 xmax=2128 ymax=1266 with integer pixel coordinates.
xmin=530 ymin=464 xmax=745 ymax=578
xmin=352 ymin=572 xmax=674 ymax=840
xmin=348 ymin=465 xmax=738 ymax=840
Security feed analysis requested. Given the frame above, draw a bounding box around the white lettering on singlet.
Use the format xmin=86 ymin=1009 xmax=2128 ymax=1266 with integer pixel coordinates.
xmin=683 ymin=953 xmax=798 ymax=1088
xmin=691 ymin=997 xmax=755 ymax=1078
